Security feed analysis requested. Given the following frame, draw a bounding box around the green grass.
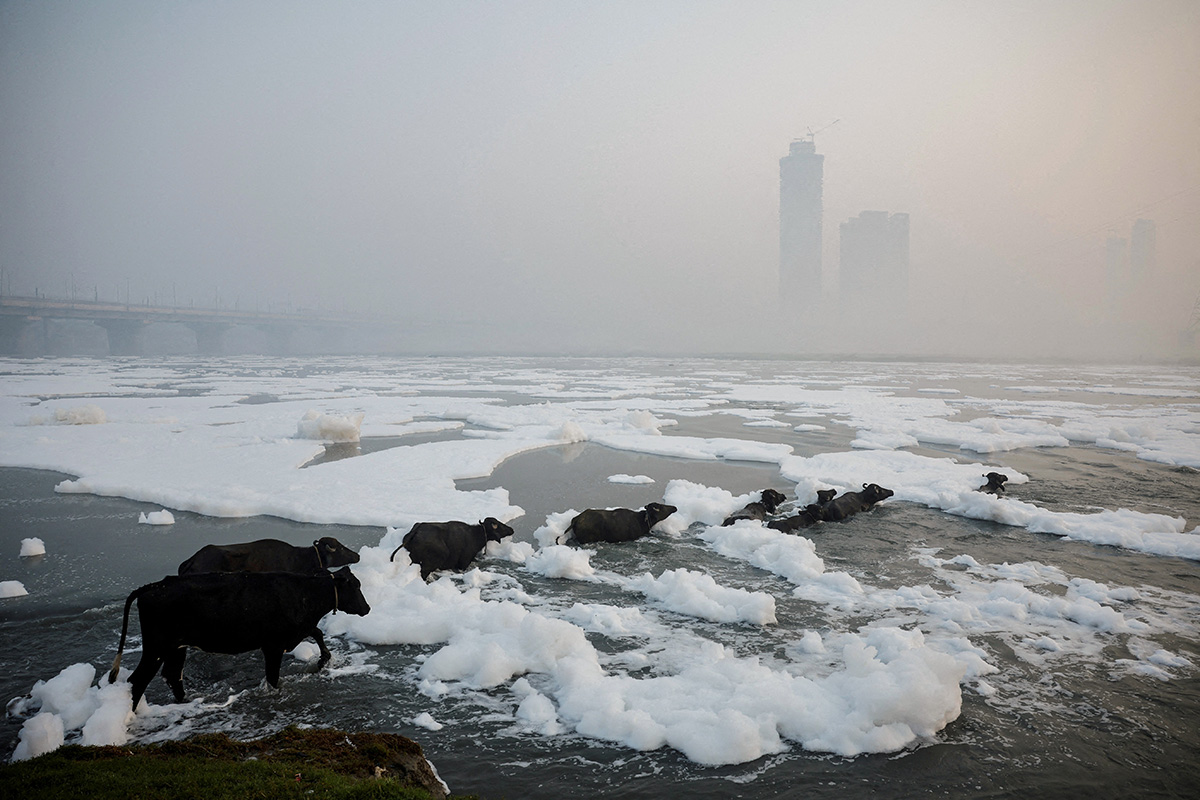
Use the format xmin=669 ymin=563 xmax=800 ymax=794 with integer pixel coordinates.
xmin=0 ymin=727 xmax=476 ymax=800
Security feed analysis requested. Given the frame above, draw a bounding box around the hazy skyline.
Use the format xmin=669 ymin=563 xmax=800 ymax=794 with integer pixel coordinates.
xmin=2 ymin=1 xmax=1198 ymax=358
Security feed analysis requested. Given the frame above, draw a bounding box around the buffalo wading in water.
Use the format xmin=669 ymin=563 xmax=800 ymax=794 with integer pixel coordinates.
xmin=722 ymin=489 xmax=788 ymax=526
xmin=390 ymin=517 xmax=515 ymax=581
xmin=821 ymin=483 xmax=895 ymax=522
xmin=979 ymin=472 xmax=1008 ymax=494
xmin=767 ymin=503 xmax=827 ymax=533
xmin=108 ymin=567 xmax=370 ymax=709
xmin=564 ymin=502 xmax=678 ymax=544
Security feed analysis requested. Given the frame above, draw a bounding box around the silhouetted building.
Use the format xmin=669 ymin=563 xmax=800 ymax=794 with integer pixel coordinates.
xmin=1130 ymin=218 xmax=1156 ymax=277
xmin=779 ymin=140 xmax=824 ymax=300
xmin=838 ymin=210 xmax=909 ymax=300
xmin=1104 ymin=219 xmax=1156 ymax=316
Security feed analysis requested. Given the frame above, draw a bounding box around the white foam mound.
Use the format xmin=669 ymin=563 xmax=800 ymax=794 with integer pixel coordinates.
xmin=608 ymin=473 xmax=655 ymax=485
xmin=53 ymin=405 xmax=107 ymax=425
xmin=1 ymin=580 xmax=28 ymax=598
xmin=137 ymin=509 xmax=175 ymax=525
xmin=297 ymin=409 xmax=364 ymax=443
xmin=412 ymin=711 xmax=444 ymax=731
xmin=10 ymin=663 xmax=133 ymax=760
xmin=20 ymin=537 xmax=46 ymax=557
xmin=289 ymin=641 xmax=321 ymax=662
xmin=628 ymin=568 xmax=776 ymax=625
xmin=527 ymin=544 xmax=597 ymax=580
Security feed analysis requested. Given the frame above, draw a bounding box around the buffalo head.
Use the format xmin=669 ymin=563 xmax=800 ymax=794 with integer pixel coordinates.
xmin=482 ymin=517 xmax=515 ymax=542
xmin=861 ymin=483 xmax=895 ymax=503
xmin=644 ymin=502 xmax=678 ymax=528
xmin=331 ymin=567 xmax=371 ymax=616
xmin=760 ymin=489 xmax=788 ymax=512
xmin=315 ymin=537 xmax=360 ymax=568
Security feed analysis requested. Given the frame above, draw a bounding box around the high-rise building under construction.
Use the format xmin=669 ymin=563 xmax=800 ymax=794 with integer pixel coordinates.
xmin=779 ymin=140 xmax=824 ymax=301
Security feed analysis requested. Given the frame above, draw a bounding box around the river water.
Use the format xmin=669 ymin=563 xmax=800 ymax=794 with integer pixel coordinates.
xmin=1 ymin=356 xmax=1198 ymax=798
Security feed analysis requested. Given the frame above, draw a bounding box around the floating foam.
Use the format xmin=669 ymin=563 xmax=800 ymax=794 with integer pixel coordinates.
xmin=20 ymin=537 xmax=45 ymax=557
xmin=608 ymin=473 xmax=655 ymax=484
xmin=296 ymin=409 xmax=364 ymax=443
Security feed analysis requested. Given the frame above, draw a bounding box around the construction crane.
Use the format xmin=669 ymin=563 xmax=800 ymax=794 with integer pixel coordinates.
xmin=805 ymin=118 xmax=840 ymax=146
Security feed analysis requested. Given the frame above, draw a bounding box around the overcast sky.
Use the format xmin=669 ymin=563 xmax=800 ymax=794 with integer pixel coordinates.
xmin=2 ymin=1 xmax=1198 ymax=357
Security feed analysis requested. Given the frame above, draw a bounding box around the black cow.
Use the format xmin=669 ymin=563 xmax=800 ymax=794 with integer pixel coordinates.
xmin=389 ymin=517 xmax=514 ymax=581
xmin=178 ymin=536 xmax=360 ymax=663
xmin=721 ymin=489 xmax=788 ymax=526
xmin=565 ymin=502 xmax=678 ymax=544
xmin=178 ymin=537 xmax=359 ymax=576
xmin=822 ymin=483 xmax=895 ymax=522
xmin=766 ymin=503 xmax=827 ymax=533
xmin=107 ymin=567 xmax=370 ymax=709
xmin=978 ymin=472 xmax=1008 ymax=495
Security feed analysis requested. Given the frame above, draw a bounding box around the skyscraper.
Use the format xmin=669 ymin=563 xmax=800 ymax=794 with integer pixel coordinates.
xmin=779 ymin=140 xmax=824 ymax=301
xmin=838 ymin=210 xmax=909 ymax=301
xmin=1130 ymin=218 xmax=1156 ymax=277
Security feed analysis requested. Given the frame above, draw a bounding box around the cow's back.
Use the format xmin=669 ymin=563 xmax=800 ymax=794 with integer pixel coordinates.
xmin=179 ymin=539 xmax=307 ymax=575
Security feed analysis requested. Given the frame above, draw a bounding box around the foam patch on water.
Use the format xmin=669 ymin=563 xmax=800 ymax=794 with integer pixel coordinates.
xmin=19 ymin=538 xmax=45 ymax=557
xmin=137 ymin=509 xmax=176 ymax=525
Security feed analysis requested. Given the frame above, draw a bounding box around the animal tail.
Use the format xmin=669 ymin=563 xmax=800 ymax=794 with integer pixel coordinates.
xmin=107 ymin=586 xmax=141 ymax=684
xmin=390 ymin=528 xmax=416 ymax=563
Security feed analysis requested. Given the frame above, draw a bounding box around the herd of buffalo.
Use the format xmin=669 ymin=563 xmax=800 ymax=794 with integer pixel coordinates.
xmin=107 ymin=472 xmax=1009 ymax=708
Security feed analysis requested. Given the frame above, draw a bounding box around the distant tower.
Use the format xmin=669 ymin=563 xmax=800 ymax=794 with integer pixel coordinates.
xmin=779 ymin=140 xmax=824 ymax=301
xmin=838 ymin=210 xmax=909 ymax=300
xmin=1130 ymin=218 xmax=1156 ymax=277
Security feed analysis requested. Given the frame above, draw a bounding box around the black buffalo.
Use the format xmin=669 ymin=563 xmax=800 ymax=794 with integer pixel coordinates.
xmin=978 ymin=472 xmax=1008 ymax=495
xmin=822 ymin=483 xmax=895 ymax=522
xmin=766 ymin=503 xmax=827 ymax=533
xmin=814 ymin=488 xmax=837 ymax=506
xmin=108 ymin=567 xmax=370 ymax=709
xmin=178 ymin=537 xmax=359 ymax=576
xmin=722 ymin=489 xmax=788 ymax=526
xmin=178 ymin=536 xmax=361 ymax=663
xmin=390 ymin=517 xmax=514 ymax=581
xmin=565 ymin=502 xmax=678 ymax=544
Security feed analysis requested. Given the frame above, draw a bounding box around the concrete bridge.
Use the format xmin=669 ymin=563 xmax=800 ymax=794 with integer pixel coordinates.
xmin=0 ymin=295 xmax=390 ymax=356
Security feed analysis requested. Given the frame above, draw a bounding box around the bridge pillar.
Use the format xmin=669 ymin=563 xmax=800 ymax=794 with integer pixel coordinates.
xmin=188 ymin=322 xmax=230 ymax=355
xmin=0 ymin=315 xmax=41 ymax=355
xmin=260 ymin=324 xmax=298 ymax=355
xmin=96 ymin=320 xmax=146 ymax=356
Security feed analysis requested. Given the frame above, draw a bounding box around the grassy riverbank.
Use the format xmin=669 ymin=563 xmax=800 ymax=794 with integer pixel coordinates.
xmin=0 ymin=726 xmax=476 ymax=800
